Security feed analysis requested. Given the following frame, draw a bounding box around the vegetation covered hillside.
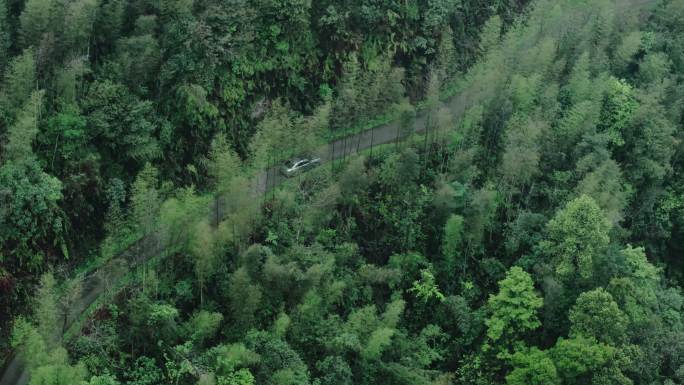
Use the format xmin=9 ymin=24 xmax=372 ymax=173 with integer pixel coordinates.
xmin=4 ymin=0 xmax=684 ymax=384
xmin=0 ymin=0 xmax=526 ymax=344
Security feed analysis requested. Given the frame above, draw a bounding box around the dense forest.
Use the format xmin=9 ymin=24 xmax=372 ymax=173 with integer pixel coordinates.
xmin=3 ymin=0 xmax=684 ymax=384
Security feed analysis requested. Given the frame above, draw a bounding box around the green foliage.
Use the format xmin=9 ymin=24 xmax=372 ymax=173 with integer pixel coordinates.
xmin=228 ymin=268 xmax=263 ymax=336
xmin=130 ymin=163 xmax=160 ymax=235
xmin=361 ymin=326 xmax=395 ymax=361
xmin=485 ymin=267 xmax=542 ymax=348
xmin=5 ymin=90 xmax=44 ymax=162
xmin=409 ymin=269 xmax=446 ymax=303
xmin=206 ymin=342 xmax=261 ymax=378
xmin=315 ymin=356 xmax=352 ymax=385
xmin=598 ymin=77 xmax=637 ymax=147
xmin=613 ymin=31 xmax=643 ymax=73
xmin=506 ymin=347 xmax=559 ymax=385
xmin=0 ymin=50 xmax=35 ymax=122
xmin=575 ymin=159 xmax=631 ymax=225
xmin=442 ymin=214 xmax=465 ymax=275
xmin=217 ymin=369 xmax=256 ymax=385
xmin=191 ymin=220 xmax=218 ymax=304
xmin=0 ymin=160 xmax=65 ymax=272
xmin=125 ymin=356 xmax=163 ymax=385
xmin=500 ymin=115 xmax=542 ymax=189
xmin=11 ymin=281 xmax=87 ymax=383
xmin=19 ymin=0 xmax=55 ymax=48
xmin=568 ymin=288 xmax=628 ymax=345
xmin=550 ymin=336 xmax=615 ymax=383
xmin=185 ymin=310 xmax=223 ymax=346
xmin=82 ymin=80 xmax=159 ymax=169
xmin=0 ymin=0 xmax=9 ymax=72
xmin=541 ymin=195 xmax=611 ymax=280
xmin=86 ymin=373 xmax=121 ymax=385
xmin=6 ymin=2 xmax=684 ymax=385
xmin=28 ymin=362 xmax=87 ymax=385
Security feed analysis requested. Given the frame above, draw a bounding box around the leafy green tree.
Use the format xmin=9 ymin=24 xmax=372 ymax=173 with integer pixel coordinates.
xmin=245 ymin=331 xmax=310 ymax=385
xmin=540 ymin=195 xmax=611 ymax=281
xmin=217 ymin=369 xmax=256 ymax=385
xmin=621 ymin=89 xmax=676 ymax=190
xmin=249 ymin=100 xmax=294 ymax=171
xmin=103 ymin=177 xmax=126 ymax=241
xmin=228 ymin=268 xmax=263 ymax=336
xmin=130 ymin=163 xmax=160 ymax=237
xmin=209 ymin=133 xmax=242 ymax=193
xmin=158 ymin=186 xmax=205 ymax=252
xmin=0 ymin=50 xmax=36 ymax=123
xmin=414 ymin=325 xmax=448 ymax=368
xmin=569 ymin=288 xmax=628 ymax=345
xmin=613 ymin=31 xmax=643 ymax=74
xmin=40 ymin=105 xmax=89 ymax=173
xmin=19 ymin=0 xmax=57 ymax=49
xmin=208 ymin=132 xmax=244 ymax=225
xmin=606 ymin=246 xmax=660 ymax=330
xmin=63 ymin=0 xmax=99 ymax=55
xmin=4 ymin=90 xmax=43 ymax=162
xmin=464 ymin=187 xmax=499 ymax=254
xmin=146 ymin=302 xmax=179 ymax=343
xmin=500 ymin=115 xmax=542 ymax=193
xmin=575 ymin=159 xmax=631 ymax=226
xmin=11 ymin=278 xmax=87 ymax=383
xmin=435 ymin=27 xmax=458 ymax=86
xmin=442 ymin=214 xmax=465 ymax=278
xmin=184 ymin=310 xmax=223 ymax=347
xmin=315 ymin=356 xmax=352 ymax=385
xmin=564 ymin=52 xmax=594 ymax=106
xmin=506 ymin=347 xmax=559 ymax=385
xmin=206 ymin=342 xmax=261 ymax=379
xmin=115 ymin=16 xmax=160 ymax=92
xmin=0 ymin=160 xmax=65 ymax=272
xmin=191 ymin=220 xmax=218 ymax=305
xmin=480 ymin=15 xmax=502 ymax=53
xmin=550 ymin=335 xmax=615 ymax=384
xmin=82 ymin=80 xmax=159 ymax=173
xmin=409 ymin=269 xmax=445 ymax=303
xmin=34 ymin=272 xmax=60 ymax=348
xmin=11 ymin=318 xmax=49 ymax=370
xmin=637 ymin=52 xmax=671 ymax=85
xmin=28 ymin=362 xmax=87 ymax=385
xmin=124 ymin=356 xmax=163 ymax=385
xmin=86 ymin=373 xmax=121 ymax=385
xmin=598 ymin=77 xmax=637 ymax=147
xmin=361 ymin=303 xmax=404 ymax=361
xmin=484 ymin=266 xmax=542 ymax=351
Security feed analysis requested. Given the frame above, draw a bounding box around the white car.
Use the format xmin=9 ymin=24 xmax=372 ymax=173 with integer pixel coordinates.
xmin=281 ymin=157 xmax=321 ymax=177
